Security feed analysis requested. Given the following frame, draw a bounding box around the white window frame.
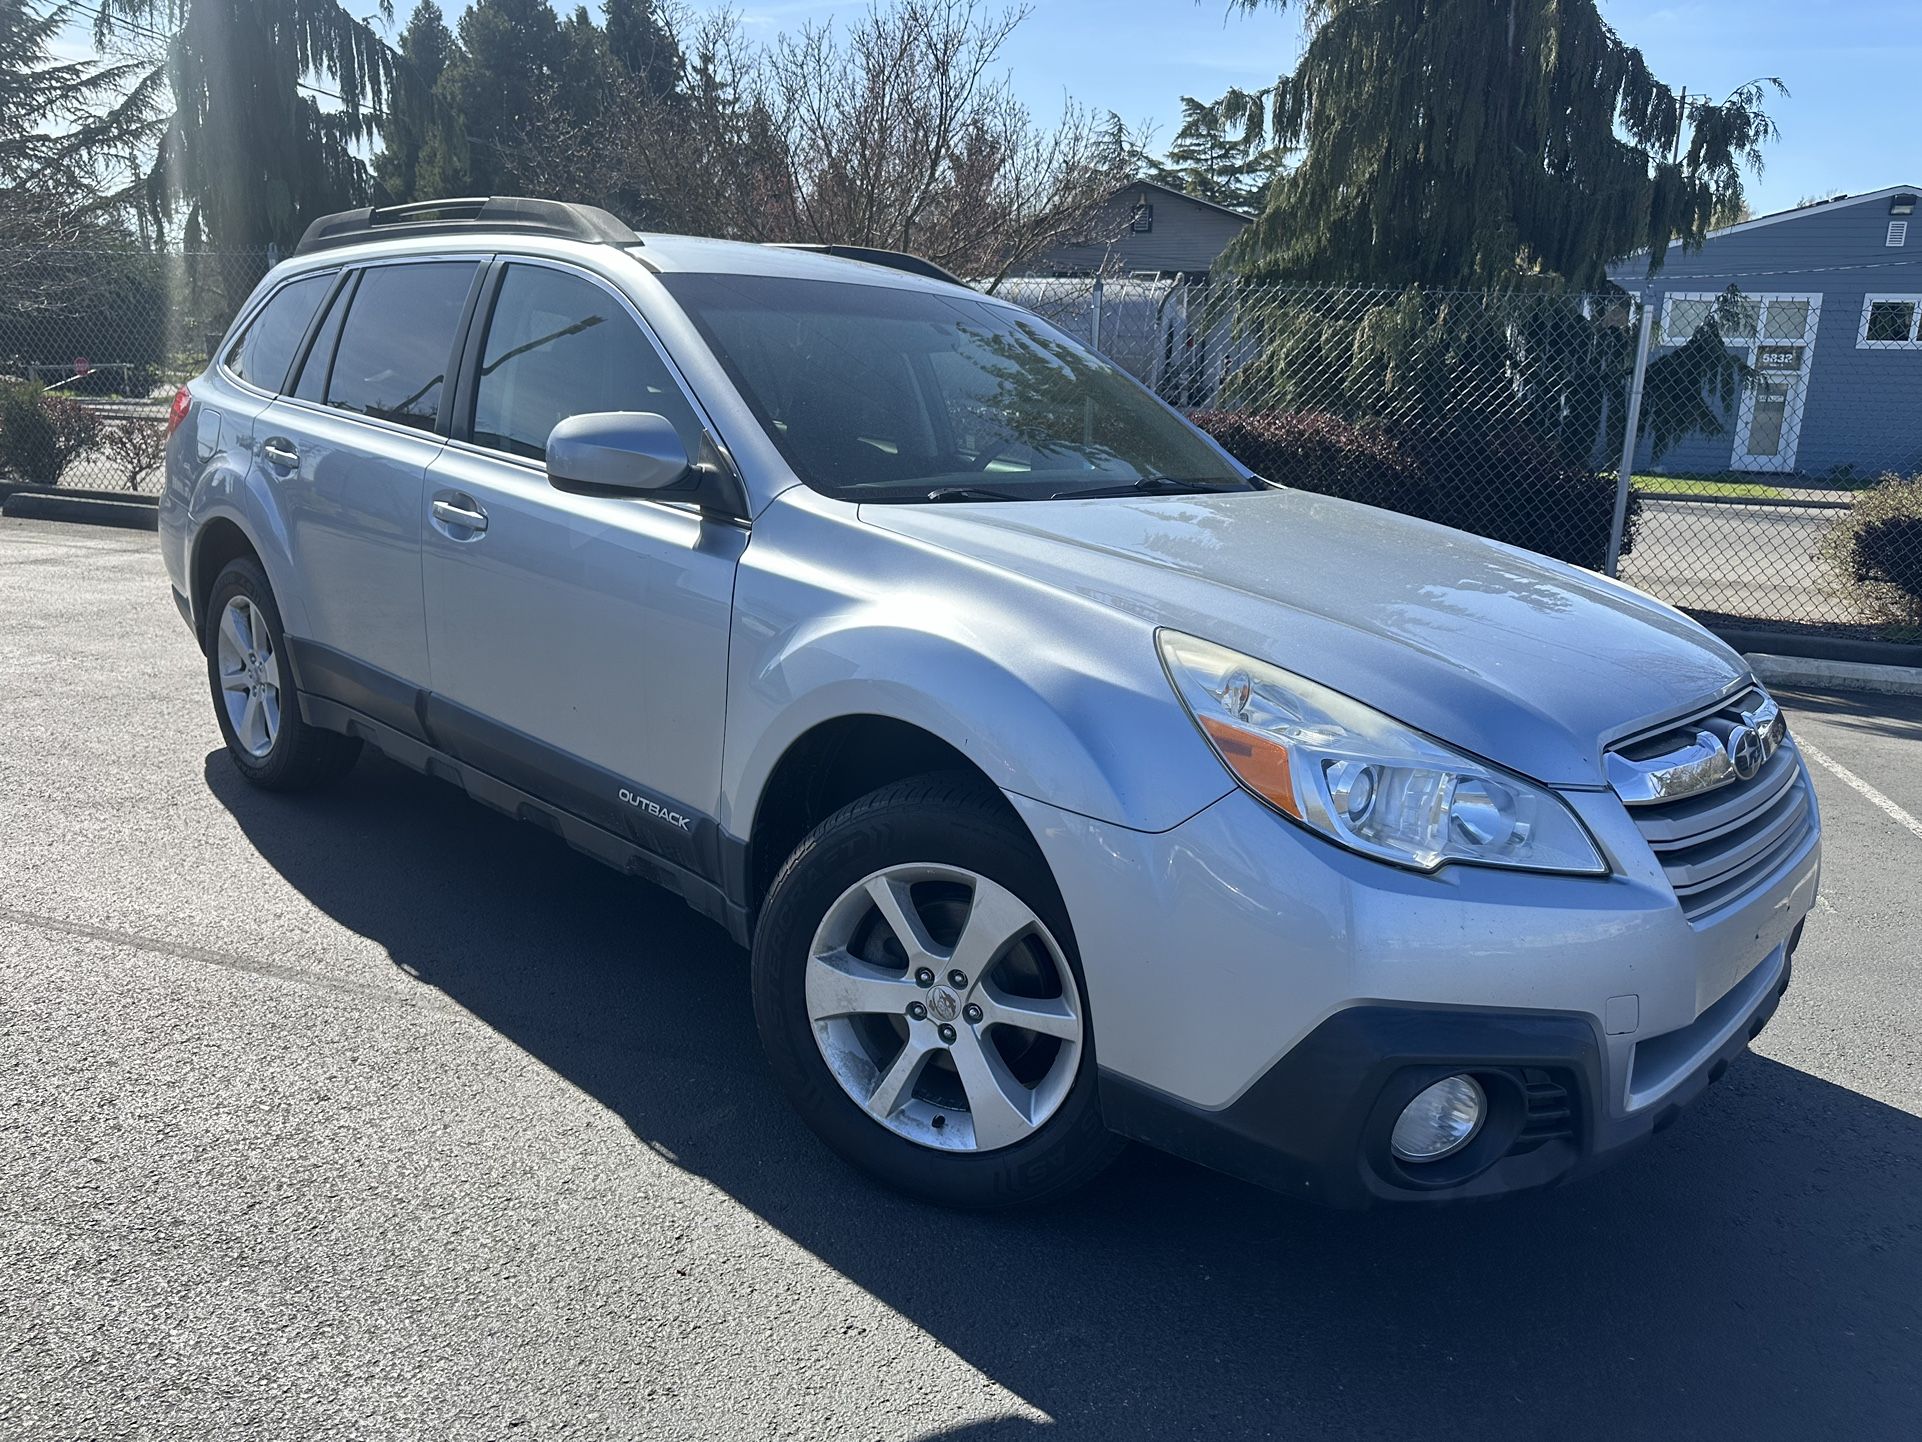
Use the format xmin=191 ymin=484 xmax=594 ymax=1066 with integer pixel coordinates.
xmin=1656 ymin=291 xmax=1823 ymax=472
xmin=1856 ymin=293 xmax=1922 ymax=349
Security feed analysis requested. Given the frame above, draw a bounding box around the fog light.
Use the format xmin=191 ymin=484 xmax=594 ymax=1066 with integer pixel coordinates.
xmin=1391 ymin=1075 xmax=1485 ymax=1162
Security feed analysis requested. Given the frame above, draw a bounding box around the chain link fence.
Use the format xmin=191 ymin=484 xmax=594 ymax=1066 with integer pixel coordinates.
xmin=996 ymin=273 xmax=1922 ymax=641
xmin=5 ymin=246 xmax=1919 ymax=641
xmin=0 ymin=246 xmax=273 ymax=495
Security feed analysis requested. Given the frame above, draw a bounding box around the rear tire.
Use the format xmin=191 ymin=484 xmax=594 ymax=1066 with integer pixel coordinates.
xmin=753 ymin=773 xmax=1123 ymax=1209
xmin=204 ymin=557 xmax=360 ymax=791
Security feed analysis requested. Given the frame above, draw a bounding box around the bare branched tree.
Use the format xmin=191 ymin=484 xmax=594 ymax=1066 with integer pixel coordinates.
xmin=765 ymin=1 xmax=1122 ymax=283
xmin=494 ymin=1 xmax=1120 ymax=280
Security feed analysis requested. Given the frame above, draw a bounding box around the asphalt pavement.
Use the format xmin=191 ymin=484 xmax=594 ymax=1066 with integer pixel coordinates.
xmin=2 ymin=517 xmax=1918 ymax=1440
xmin=1619 ymin=497 xmax=1844 ymax=623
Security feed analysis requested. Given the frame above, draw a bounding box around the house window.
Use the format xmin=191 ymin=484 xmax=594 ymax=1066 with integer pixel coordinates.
xmin=1657 ymin=292 xmax=1817 ymax=348
xmin=1130 ymin=203 xmax=1153 ymax=233
xmin=1858 ymin=294 xmax=1922 ymax=348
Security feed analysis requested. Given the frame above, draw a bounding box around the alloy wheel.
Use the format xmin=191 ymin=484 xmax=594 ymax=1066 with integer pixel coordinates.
xmin=214 ymin=594 xmax=282 ymax=758
xmin=805 ymin=863 xmax=1085 ymax=1152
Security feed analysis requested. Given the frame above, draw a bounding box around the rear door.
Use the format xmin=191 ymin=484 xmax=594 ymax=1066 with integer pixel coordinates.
xmin=257 ymin=257 xmax=483 ymax=723
xmin=421 ymin=257 xmax=745 ymax=871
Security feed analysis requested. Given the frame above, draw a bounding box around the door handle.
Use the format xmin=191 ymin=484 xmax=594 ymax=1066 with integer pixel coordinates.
xmin=432 ymin=498 xmax=489 ymax=533
xmin=260 ymin=437 xmax=300 ymax=469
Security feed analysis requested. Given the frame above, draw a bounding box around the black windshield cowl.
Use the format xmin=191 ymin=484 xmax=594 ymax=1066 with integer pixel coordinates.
xmin=1051 ymin=476 xmax=1260 ymax=499
xmin=921 ymin=485 xmax=1035 ymax=503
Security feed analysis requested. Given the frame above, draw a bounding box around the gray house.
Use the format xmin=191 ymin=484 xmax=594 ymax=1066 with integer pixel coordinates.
xmin=1608 ymin=185 xmax=1922 ymax=479
xmin=1028 ymin=179 xmax=1252 ymax=280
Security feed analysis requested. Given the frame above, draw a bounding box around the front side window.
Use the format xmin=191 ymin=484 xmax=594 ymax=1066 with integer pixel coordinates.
xmin=323 ymin=261 xmax=478 ymax=430
xmin=471 ymin=264 xmax=704 ymax=462
xmin=225 ymin=272 xmax=333 ymax=392
xmin=657 ymin=273 xmax=1247 ymax=501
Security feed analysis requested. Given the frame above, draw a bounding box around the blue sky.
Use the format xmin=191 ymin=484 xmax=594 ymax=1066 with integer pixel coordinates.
xmin=697 ymin=0 xmax=1915 ymax=217
xmin=60 ymin=1 xmax=1920 ymax=217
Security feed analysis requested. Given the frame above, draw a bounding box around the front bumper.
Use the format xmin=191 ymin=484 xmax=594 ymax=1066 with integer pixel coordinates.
xmin=1101 ymin=927 xmax=1796 ymax=1207
xmin=1007 ymin=757 xmax=1820 ymax=1207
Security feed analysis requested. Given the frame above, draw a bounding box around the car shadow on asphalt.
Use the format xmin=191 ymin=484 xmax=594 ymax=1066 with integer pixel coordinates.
xmin=1777 ymin=686 xmax=1922 ymax=743
xmin=206 ymin=750 xmax=1922 ymax=1441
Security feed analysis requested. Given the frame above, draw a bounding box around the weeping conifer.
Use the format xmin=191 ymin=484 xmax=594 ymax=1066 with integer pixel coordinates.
xmin=1227 ymin=0 xmax=1782 ymax=287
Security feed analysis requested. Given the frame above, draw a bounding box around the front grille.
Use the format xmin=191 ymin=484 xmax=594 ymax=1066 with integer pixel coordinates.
xmin=1609 ymin=687 xmax=1815 ymax=921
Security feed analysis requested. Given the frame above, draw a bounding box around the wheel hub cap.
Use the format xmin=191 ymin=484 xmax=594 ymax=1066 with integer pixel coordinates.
xmin=926 ymin=985 xmax=961 ymax=1023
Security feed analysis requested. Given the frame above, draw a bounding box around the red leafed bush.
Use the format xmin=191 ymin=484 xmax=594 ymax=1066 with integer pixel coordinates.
xmin=1188 ymin=410 xmax=1431 ymax=516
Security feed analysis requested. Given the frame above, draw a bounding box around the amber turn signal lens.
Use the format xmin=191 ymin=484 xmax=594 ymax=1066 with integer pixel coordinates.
xmin=1197 ymin=714 xmax=1300 ymax=818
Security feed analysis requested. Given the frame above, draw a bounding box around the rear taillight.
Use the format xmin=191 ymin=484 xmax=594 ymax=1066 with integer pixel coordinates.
xmin=164 ymin=385 xmax=192 ymax=439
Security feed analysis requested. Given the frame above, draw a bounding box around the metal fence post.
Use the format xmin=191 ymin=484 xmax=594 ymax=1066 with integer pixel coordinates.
xmin=1606 ymin=299 xmax=1655 ymax=578
xmin=1089 ymin=275 xmax=1103 ymax=354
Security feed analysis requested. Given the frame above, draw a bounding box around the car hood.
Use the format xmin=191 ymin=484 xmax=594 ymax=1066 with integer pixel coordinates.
xmin=860 ymin=488 xmax=1749 ymax=787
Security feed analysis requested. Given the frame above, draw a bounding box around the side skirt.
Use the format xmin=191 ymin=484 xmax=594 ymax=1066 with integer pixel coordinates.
xmin=300 ymin=693 xmax=753 ymax=947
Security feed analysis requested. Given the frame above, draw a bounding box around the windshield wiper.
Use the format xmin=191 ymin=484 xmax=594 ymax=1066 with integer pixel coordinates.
xmin=1050 ymin=476 xmax=1254 ymax=499
xmin=922 ymin=485 xmax=1032 ymax=503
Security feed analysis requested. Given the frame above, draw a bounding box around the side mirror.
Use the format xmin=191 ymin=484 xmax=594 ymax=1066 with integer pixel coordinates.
xmin=546 ymin=411 xmax=694 ymax=496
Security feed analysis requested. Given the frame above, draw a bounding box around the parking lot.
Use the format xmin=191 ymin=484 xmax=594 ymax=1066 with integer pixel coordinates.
xmin=2 ymin=516 xmax=1918 ymax=1440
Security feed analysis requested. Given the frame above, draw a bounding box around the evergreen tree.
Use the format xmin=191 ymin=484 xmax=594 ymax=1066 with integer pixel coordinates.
xmin=1161 ymin=90 xmax=1281 ymax=212
xmin=435 ymin=0 xmax=564 ymax=192
xmin=4 ymin=0 xmax=163 ymax=243
xmin=374 ymin=0 xmax=466 ymax=201
xmin=602 ymin=0 xmax=679 ymax=99
xmin=1223 ymin=0 xmax=1783 ymax=287
xmin=91 ymin=0 xmax=409 ymax=251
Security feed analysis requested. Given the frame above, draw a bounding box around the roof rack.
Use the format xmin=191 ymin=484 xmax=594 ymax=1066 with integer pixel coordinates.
xmin=294 ymin=197 xmax=641 ymax=256
xmin=767 ymin=243 xmax=965 ymax=287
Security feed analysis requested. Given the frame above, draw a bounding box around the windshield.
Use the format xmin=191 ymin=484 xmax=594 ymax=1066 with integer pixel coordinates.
xmin=658 ymin=273 xmax=1251 ymax=501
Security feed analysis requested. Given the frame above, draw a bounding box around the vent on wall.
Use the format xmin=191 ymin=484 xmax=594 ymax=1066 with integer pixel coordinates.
xmin=1891 ymin=220 xmax=1910 ymax=248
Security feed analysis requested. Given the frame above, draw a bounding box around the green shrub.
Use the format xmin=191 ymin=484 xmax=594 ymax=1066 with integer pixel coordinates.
xmin=0 ymin=249 xmax=170 ymax=396
xmin=1820 ymin=474 xmax=1922 ymax=628
xmin=0 ymin=382 xmax=104 ymax=484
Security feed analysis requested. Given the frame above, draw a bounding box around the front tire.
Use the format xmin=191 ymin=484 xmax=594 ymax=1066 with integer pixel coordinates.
xmin=753 ymin=774 xmax=1123 ymax=1208
xmin=204 ymin=557 xmax=360 ymax=791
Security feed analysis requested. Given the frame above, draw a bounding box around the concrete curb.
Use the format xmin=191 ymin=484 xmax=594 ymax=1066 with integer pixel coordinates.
xmin=1747 ymin=652 xmax=1922 ymax=698
xmin=2 ymin=491 xmax=159 ymax=531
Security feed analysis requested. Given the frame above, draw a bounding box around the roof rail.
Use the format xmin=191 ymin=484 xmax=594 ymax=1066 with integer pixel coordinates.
xmin=294 ymin=197 xmax=641 ymax=256
xmin=767 ymin=243 xmax=966 ymax=287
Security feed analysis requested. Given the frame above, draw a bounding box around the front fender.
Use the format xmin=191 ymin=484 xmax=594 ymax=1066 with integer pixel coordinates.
xmin=722 ymin=600 xmax=1233 ymax=838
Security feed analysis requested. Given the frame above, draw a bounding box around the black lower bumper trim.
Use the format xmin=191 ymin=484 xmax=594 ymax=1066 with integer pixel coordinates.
xmin=1102 ymin=935 xmax=1797 ymax=1209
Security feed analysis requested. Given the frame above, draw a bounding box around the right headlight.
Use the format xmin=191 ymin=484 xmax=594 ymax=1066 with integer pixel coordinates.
xmin=1158 ymin=631 xmax=1606 ymax=876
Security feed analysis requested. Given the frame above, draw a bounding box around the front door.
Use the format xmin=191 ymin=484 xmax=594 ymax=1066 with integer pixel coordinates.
xmin=1730 ymin=295 xmax=1821 ymax=473
xmin=421 ymin=259 xmax=745 ymax=872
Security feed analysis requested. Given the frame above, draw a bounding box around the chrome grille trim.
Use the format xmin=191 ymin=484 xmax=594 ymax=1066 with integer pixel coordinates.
xmin=1605 ymin=689 xmax=1785 ymax=806
xmin=1609 ymin=687 xmax=1815 ymax=921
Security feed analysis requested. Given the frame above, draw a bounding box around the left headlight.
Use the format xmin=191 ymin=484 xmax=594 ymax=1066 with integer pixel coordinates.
xmin=1158 ymin=631 xmax=1606 ymax=876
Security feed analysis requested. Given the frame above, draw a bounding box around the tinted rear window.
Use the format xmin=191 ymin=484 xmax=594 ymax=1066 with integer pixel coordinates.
xmin=225 ymin=273 xmax=332 ymax=392
xmin=323 ymin=262 xmax=478 ymax=430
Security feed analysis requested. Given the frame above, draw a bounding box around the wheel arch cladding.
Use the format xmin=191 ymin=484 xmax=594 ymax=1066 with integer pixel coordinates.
xmin=744 ymin=714 xmax=1023 ymax=913
xmin=189 ymin=517 xmax=263 ymax=649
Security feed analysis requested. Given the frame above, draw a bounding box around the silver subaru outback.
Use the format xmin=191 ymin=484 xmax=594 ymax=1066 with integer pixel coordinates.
xmin=160 ymin=198 xmax=1820 ymax=1208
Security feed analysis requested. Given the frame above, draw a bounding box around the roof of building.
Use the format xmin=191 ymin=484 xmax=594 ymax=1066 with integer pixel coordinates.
xmin=1667 ymin=183 xmax=1920 ymax=249
xmin=1108 ymin=178 xmax=1256 ymax=224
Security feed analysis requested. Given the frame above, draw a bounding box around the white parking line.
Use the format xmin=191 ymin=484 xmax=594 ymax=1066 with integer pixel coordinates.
xmin=1798 ymin=740 xmax=1922 ymax=843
